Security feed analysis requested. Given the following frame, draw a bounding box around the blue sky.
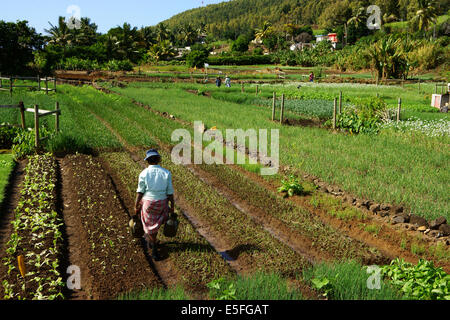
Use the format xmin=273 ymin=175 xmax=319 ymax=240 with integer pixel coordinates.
xmin=3 ymin=0 xmax=228 ymax=34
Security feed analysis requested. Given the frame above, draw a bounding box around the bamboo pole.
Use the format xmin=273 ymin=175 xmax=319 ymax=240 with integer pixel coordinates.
xmin=19 ymin=101 xmax=26 ymax=129
xmin=272 ymin=92 xmax=276 ymax=121
xmin=333 ymin=98 xmax=337 ymax=129
xmin=397 ymin=98 xmax=401 ymax=123
xmin=280 ymin=94 xmax=285 ymax=124
xmin=34 ymin=105 xmax=39 ymax=148
xmin=55 ymin=102 xmax=60 ymax=133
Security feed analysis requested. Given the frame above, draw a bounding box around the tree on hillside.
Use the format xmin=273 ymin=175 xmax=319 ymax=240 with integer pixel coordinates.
xmin=410 ymin=0 xmax=438 ymax=34
xmin=347 ymin=7 xmax=367 ymax=29
xmin=255 ymin=21 xmax=273 ymax=41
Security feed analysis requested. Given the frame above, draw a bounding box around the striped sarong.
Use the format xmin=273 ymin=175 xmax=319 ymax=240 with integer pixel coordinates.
xmin=140 ymin=199 xmax=169 ymax=235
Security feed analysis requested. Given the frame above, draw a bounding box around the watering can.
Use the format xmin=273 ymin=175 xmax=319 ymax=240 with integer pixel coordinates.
xmin=163 ymin=212 xmax=179 ymax=238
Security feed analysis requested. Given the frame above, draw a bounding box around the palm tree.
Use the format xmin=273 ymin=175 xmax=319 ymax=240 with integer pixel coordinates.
xmin=148 ymin=40 xmax=175 ymax=62
xmin=410 ymin=0 xmax=438 ymax=33
xmin=347 ymin=7 xmax=367 ymax=28
xmin=180 ymin=23 xmax=198 ymax=46
xmin=255 ymin=21 xmax=272 ymax=41
xmin=156 ymin=23 xmax=171 ymax=42
xmin=45 ymin=16 xmax=72 ymax=55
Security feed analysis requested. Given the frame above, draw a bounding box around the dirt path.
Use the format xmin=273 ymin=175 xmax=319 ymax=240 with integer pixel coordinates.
xmin=58 ymin=158 xmax=96 ymax=299
xmin=0 ymin=160 xmax=26 ymax=251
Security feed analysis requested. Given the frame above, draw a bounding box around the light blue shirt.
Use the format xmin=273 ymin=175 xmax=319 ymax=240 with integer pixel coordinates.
xmin=136 ymin=165 xmax=174 ymax=201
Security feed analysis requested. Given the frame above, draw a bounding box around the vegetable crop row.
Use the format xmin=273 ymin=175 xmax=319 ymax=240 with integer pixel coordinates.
xmin=1 ymin=154 xmax=65 ymax=300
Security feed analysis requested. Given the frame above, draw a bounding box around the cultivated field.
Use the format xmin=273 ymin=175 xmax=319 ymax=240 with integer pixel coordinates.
xmin=0 ymin=77 xmax=449 ymax=300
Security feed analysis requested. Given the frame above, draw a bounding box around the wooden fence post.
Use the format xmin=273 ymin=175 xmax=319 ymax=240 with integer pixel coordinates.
xmin=272 ymin=92 xmax=276 ymax=121
xmin=34 ymin=105 xmax=39 ymax=149
xmin=10 ymin=77 xmax=13 ymax=97
xmin=37 ymin=75 xmax=41 ymax=91
xmin=55 ymin=102 xmax=60 ymax=133
xmin=45 ymin=77 xmax=48 ymax=95
xmin=54 ymin=78 xmax=57 ymax=93
xmin=280 ymin=94 xmax=285 ymax=124
xmin=339 ymin=91 xmax=342 ymax=114
xmin=19 ymin=101 xmax=26 ymax=129
xmin=333 ymin=98 xmax=337 ymax=129
xmin=397 ymin=98 xmax=401 ymax=123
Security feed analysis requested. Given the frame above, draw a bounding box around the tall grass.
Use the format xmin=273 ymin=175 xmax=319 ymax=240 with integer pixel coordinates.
xmin=303 ymin=261 xmax=403 ymax=300
xmin=118 ymin=286 xmax=189 ymax=300
xmin=209 ymin=272 xmax=304 ymax=300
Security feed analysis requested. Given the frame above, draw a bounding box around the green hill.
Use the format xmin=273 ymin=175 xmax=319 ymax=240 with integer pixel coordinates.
xmin=163 ymin=0 xmax=449 ymax=40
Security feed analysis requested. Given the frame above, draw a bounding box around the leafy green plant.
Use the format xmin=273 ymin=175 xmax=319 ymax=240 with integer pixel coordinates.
xmin=334 ymin=97 xmax=387 ymax=134
xmin=207 ymin=277 xmax=237 ymax=300
xmin=277 ymin=175 xmax=304 ymax=197
xmin=311 ymin=277 xmax=333 ymax=298
xmin=381 ymin=258 xmax=450 ymax=300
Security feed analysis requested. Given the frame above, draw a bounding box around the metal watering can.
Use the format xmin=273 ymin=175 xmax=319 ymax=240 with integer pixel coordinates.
xmin=163 ymin=212 xmax=179 ymax=238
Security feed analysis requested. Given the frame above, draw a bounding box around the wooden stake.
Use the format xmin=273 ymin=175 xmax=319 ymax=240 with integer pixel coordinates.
xmin=280 ymin=94 xmax=285 ymax=124
xmin=34 ymin=105 xmax=39 ymax=149
xmin=55 ymin=102 xmax=60 ymax=133
xmin=19 ymin=101 xmax=25 ymax=129
xmin=333 ymin=98 xmax=337 ymax=129
xmin=339 ymin=91 xmax=342 ymax=114
xmin=397 ymin=98 xmax=401 ymax=123
xmin=272 ymin=92 xmax=276 ymax=121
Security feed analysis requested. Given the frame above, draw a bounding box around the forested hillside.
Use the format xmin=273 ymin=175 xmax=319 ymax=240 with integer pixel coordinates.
xmin=164 ymin=0 xmax=449 ymax=39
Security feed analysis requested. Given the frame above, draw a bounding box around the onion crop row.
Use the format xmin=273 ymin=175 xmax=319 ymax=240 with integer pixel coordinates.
xmin=2 ymin=154 xmax=65 ymax=300
xmin=198 ymin=163 xmax=385 ymax=264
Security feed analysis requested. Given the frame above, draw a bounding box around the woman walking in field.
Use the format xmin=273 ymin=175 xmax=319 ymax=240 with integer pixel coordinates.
xmin=134 ymin=149 xmax=175 ymax=261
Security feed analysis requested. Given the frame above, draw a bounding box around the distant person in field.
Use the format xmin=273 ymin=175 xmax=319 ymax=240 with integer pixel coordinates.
xmin=135 ymin=149 xmax=175 ymax=261
xmin=309 ymin=72 xmax=315 ymax=82
xmin=225 ymin=75 xmax=231 ymax=88
xmin=216 ymin=76 xmax=222 ymax=87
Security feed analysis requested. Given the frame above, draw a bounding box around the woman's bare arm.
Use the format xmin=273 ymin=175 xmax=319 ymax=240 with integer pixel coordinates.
xmin=135 ymin=192 xmax=144 ymax=216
